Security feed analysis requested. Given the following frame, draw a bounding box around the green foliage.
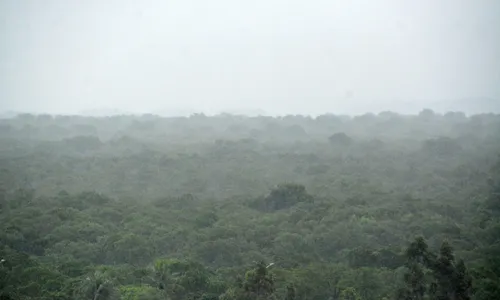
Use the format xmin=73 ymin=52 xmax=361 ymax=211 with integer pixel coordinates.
xmin=119 ymin=285 xmax=163 ymax=300
xmin=0 ymin=112 xmax=499 ymax=299
xmin=219 ymin=261 xmax=276 ymax=300
xmin=398 ymin=237 xmax=473 ymax=300
xmin=242 ymin=261 xmax=276 ymax=300
xmin=74 ymin=270 xmax=119 ymax=300
xmin=284 ymin=284 xmax=296 ymax=300
xmin=251 ymin=183 xmax=313 ymax=211
xmin=0 ymin=246 xmax=71 ymax=300
xmin=153 ymin=258 xmax=221 ymax=300
xmin=340 ymin=287 xmax=361 ymax=300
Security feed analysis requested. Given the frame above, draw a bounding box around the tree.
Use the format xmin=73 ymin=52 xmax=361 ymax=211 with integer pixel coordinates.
xmin=453 ymin=260 xmax=472 ymax=300
xmin=284 ymin=284 xmax=296 ymax=300
xmin=398 ymin=261 xmax=427 ymax=300
xmin=242 ymin=261 xmax=276 ymax=300
xmin=219 ymin=261 xmax=276 ymax=300
xmin=328 ymin=132 xmax=353 ymax=146
xmin=340 ymin=287 xmax=361 ymax=300
xmin=473 ymin=157 xmax=500 ymax=300
xmin=428 ymin=241 xmax=472 ymax=300
xmin=119 ymin=285 xmax=164 ymax=300
xmin=397 ymin=237 xmax=433 ymax=300
xmin=74 ymin=270 xmax=118 ymax=300
xmin=418 ymin=109 xmax=435 ymax=121
xmin=430 ymin=241 xmax=456 ymax=299
xmin=153 ymin=258 xmax=213 ymax=300
xmin=421 ymin=137 xmax=462 ymax=157
xmin=398 ymin=238 xmax=472 ymax=300
xmin=262 ymin=184 xmax=312 ymax=211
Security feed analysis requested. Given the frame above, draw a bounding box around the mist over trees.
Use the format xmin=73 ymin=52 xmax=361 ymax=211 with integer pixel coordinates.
xmin=0 ymin=110 xmax=499 ymax=300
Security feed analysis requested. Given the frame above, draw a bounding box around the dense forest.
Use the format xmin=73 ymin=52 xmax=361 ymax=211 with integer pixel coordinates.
xmin=0 ymin=110 xmax=499 ymax=300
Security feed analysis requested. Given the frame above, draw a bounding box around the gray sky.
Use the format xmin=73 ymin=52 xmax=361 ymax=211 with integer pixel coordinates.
xmin=1 ymin=0 xmax=499 ymax=115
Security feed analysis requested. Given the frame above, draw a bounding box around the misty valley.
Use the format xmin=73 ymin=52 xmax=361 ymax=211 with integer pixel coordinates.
xmin=0 ymin=111 xmax=499 ymax=300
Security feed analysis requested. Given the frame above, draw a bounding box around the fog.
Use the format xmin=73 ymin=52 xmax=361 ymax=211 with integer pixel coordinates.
xmin=1 ymin=0 xmax=499 ymax=116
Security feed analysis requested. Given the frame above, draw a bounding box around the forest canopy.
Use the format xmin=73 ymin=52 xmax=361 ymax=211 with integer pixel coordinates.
xmin=0 ymin=111 xmax=499 ymax=300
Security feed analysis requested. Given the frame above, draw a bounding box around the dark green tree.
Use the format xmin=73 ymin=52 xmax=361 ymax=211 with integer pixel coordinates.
xmin=453 ymin=260 xmax=472 ymax=300
xmin=398 ymin=238 xmax=472 ymax=300
xmin=397 ymin=261 xmax=427 ymax=300
xmin=284 ymin=284 xmax=296 ymax=300
xmin=397 ymin=237 xmax=432 ymax=300
xmin=340 ymin=287 xmax=361 ymax=300
xmin=242 ymin=261 xmax=276 ymax=300
xmin=74 ymin=270 xmax=118 ymax=300
xmin=430 ymin=241 xmax=456 ymax=300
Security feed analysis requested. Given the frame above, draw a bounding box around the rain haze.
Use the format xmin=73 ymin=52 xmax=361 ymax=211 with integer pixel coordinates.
xmin=3 ymin=2 xmax=500 ymax=298
xmin=1 ymin=0 xmax=499 ymax=116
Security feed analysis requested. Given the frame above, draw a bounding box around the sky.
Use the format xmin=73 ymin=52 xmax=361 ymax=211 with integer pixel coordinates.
xmin=0 ymin=0 xmax=499 ymax=115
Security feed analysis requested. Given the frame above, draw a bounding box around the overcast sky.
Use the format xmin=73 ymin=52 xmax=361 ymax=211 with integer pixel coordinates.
xmin=1 ymin=0 xmax=499 ymax=115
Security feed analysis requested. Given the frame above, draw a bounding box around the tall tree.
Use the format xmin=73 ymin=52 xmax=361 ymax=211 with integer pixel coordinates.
xmin=74 ymin=271 xmax=118 ymax=300
xmin=398 ymin=238 xmax=472 ymax=300
xmin=242 ymin=261 xmax=276 ymax=300
xmin=284 ymin=284 xmax=296 ymax=300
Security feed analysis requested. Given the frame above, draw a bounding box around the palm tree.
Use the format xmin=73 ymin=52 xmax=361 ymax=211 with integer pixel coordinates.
xmin=74 ymin=270 xmax=118 ymax=300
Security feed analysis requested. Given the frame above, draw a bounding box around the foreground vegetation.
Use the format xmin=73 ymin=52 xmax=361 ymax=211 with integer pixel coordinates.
xmin=0 ymin=110 xmax=499 ymax=299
